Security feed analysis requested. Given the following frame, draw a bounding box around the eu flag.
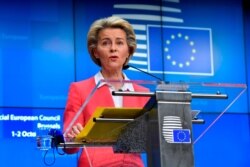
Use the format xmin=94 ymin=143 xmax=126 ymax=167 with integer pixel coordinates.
xmin=147 ymin=25 xmax=213 ymax=76
xmin=173 ymin=129 xmax=191 ymax=143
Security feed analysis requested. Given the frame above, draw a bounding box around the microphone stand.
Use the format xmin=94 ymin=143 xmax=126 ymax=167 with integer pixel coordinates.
xmin=123 ymin=65 xmax=165 ymax=84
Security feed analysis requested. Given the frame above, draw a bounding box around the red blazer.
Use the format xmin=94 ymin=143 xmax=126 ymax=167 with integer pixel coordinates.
xmin=63 ymin=77 xmax=150 ymax=167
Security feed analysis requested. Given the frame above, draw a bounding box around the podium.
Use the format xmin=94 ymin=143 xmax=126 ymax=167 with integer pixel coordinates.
xmin=42 ymin=80 xmax=246 ymax=167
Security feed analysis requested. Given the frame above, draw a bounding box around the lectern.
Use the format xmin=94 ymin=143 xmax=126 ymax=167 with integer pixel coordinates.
xmin=38 ymin=80 xmax=246 ymax=167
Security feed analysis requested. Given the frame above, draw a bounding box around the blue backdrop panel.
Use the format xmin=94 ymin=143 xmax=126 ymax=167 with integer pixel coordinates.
xmin=244 ymin=0 xmax=250 ymax=110
xmin=0 ymin=107 xmax=63 ymax=138
xmin=193 ymin=113 xmax=250 ymax=167
xmin=0 ymin=0 xmax=75 ymax=108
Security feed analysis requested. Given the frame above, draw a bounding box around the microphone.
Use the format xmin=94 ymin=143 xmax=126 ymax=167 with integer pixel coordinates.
xmin=48 ymin=129 xmax=65 ymax=149
xmin=123 ymin=64 xmax=165 ymax=83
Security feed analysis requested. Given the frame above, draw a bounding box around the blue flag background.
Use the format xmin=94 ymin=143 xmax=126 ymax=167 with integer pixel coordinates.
xmin=148 ymin=25 xmax=213 ymax=75
xmin=173 ymin=129 xmax=191 ymax=143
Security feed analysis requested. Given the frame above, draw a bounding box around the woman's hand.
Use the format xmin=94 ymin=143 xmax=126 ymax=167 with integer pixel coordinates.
xmin=65 ymin=123 xmax=83 ymax=140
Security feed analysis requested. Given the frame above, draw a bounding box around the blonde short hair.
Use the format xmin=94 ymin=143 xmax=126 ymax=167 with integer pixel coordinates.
xmin=87 ymin=16 xmax=136 ymax=66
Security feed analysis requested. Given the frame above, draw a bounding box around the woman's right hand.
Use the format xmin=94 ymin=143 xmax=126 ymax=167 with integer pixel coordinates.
xmin=65 ymin=123 xmax=84 ymax=140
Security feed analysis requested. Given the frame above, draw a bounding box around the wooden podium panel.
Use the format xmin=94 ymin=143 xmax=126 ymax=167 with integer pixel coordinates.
xmin=75 ymin=107 xmax=146 ymax=143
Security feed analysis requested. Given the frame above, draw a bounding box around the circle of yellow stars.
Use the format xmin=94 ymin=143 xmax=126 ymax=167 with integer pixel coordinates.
xmin=176 ymin=130 xmax=188 ymax=142
xmin=164 ymin=33 xmax=197 ymax=68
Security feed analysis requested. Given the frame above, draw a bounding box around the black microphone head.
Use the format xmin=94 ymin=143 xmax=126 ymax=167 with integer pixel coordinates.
xmin=123 ymin=65 xmax=130 ymax=70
